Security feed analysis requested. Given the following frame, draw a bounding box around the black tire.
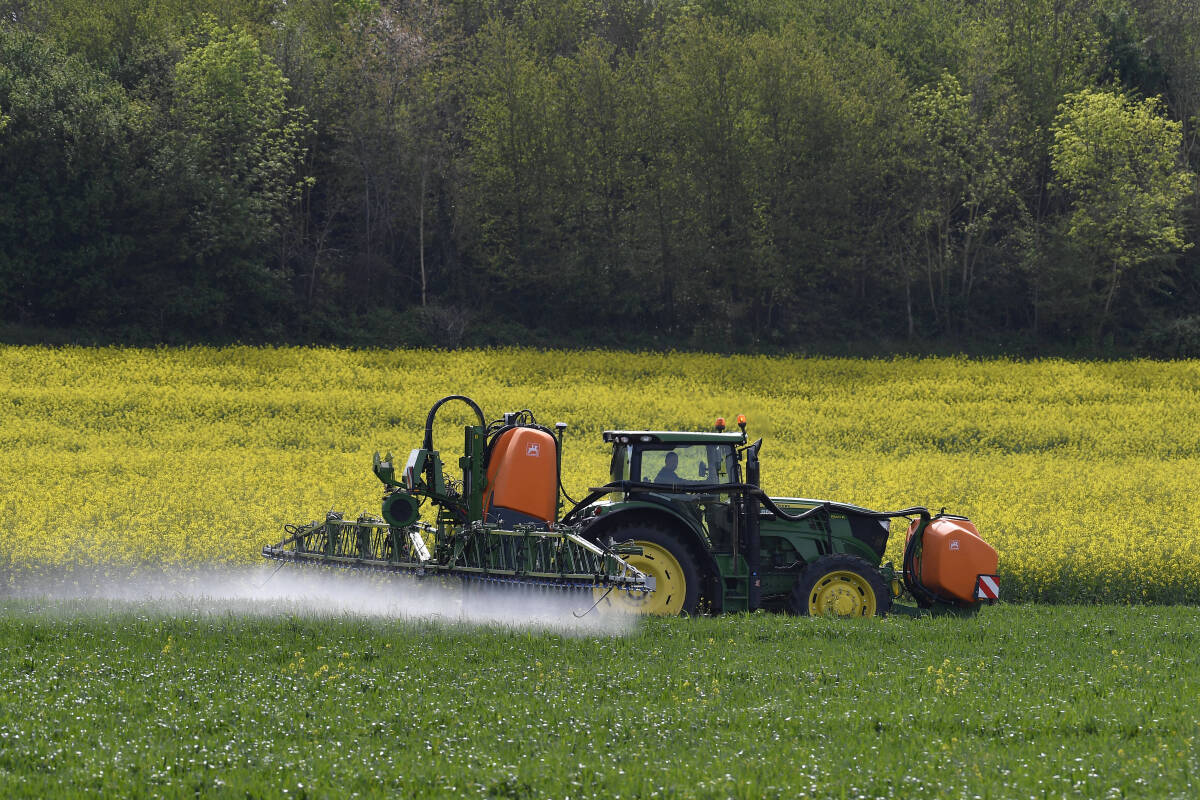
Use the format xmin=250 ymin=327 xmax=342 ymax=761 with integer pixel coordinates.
xmin=597 ymin=522 xmax=703 ymax=616
xmin=789 ymin=554 xmax=890 ymax=617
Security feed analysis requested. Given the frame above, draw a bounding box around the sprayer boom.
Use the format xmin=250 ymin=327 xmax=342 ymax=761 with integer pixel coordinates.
xmin=263 ymin=514 xmax=652 ymax=593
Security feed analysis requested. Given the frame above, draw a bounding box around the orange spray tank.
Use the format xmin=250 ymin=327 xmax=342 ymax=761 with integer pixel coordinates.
xmin=905 ymin=516 xmax=999 ymax=605
xmin=482 ymin=427 xmax=559 ymax=525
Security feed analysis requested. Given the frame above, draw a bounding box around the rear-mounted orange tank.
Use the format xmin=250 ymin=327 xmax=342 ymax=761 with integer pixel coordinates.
xmin=907 ymin=517 xmax=998 ymax=604
xmin=483 ymin=427 xmax=558 ymax=524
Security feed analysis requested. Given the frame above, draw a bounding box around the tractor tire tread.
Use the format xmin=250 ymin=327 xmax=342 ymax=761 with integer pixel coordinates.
xmin=604 ymin=520 xmax=705 ymax=616
xmin=789 ymin=553 xmax=891 ymax=617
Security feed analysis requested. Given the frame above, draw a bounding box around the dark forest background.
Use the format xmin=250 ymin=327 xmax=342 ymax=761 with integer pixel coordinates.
xmin=2 ymin=0 xmax=1199 ymax=355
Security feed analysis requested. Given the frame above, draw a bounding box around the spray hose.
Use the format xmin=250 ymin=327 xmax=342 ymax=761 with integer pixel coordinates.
xmin=562 ymin=480 xmax=931 ymax=526
xmin=423 ymin=395 xmax=486 ymax=452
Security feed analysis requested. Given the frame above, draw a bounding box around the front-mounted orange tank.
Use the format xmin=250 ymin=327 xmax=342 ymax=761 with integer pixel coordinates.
xmin=907 ymin=517 xmax=999 ymax=604
xmin=482 ymin=427 xmax=559 ymax=525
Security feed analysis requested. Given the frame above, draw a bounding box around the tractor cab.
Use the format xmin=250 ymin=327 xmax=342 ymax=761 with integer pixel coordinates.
xmin=601 ymin=430 xmax=748 ymax=552
xmin=603 ymin=430 xmax=744 ymax=486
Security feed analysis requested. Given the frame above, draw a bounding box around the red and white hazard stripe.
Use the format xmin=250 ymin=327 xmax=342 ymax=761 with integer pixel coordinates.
xmin=975 ymin=574 xmax=1000 ymax=601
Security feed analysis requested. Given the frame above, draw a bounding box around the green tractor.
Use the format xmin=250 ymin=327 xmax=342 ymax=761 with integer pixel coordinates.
xmin=265 ymin=395 xmax=999 ymax=617
xmin=565 ymin=419 xmax=998 ymax=616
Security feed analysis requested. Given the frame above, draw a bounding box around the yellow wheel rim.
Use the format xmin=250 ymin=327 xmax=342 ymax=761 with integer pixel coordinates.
xmin=807 ymin=570 xmax=876 ymax=617
xmin=596 ymin=540 xmax=688 ymax=615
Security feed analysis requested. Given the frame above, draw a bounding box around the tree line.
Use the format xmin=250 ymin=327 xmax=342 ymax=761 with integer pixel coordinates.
xmin=2 ymin=0 xmax=1198 ymax=354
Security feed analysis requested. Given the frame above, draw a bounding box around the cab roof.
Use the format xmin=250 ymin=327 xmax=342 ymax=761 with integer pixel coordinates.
xmin=602 ymin=430 xmax=747 ymax=445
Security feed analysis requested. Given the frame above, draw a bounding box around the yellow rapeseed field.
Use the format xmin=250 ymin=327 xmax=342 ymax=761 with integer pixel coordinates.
xmin=1 ymin=346 xmax=1197 ymax=603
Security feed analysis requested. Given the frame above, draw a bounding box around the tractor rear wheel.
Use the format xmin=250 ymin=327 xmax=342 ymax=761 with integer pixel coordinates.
xmin=790 ymin=554 xmax=889 ymax=617
xmin=595 ymin=523 xmax=701 ymax=616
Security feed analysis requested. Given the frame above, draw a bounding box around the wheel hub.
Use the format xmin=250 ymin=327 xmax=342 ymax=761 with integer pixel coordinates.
xmin=808 ymin=570 xmax=876 ymax=617
xmin=598 ymin=540 xmax=686 ymax=615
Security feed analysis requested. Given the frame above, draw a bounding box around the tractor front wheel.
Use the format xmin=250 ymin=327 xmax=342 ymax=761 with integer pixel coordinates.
xmin=596 ymin=523 xmax=701 ymax=616
xmin=790 ymin=555 xmax=889 ymax=617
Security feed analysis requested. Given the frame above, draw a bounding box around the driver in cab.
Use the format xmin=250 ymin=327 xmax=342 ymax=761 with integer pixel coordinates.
xmin=655 ymin=451 xmax=683 ymax=484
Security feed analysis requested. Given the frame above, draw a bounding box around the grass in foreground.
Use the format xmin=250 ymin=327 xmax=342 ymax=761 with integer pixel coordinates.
xmin=0 ymin=601 xmax=1196 ymax=799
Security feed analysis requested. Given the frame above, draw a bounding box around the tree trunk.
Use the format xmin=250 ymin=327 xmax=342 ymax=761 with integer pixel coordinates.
xmin=419 ymin=167 xmax=426 ymax=308
xmin=906 ymin=280 xmax=914 ymax=339
xmin=1097 ymin=260 xmax=1122 ymax=342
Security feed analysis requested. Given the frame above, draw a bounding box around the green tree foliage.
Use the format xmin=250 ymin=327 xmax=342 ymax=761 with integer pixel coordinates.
xmin=653 ymin=17 xmax=754 ymax=337
xmin=1130 ymin=0 xmax=1200 ymax=160
xmin=311 ymin=2 xmax=442 ymax=312
xmin=909 ymin=72 xmax=1023 ymax=335
xmin=161 ymin=22 xmax=310 ymax=332
xmin=1128 ymin=0 xmax=1200 ymax=345
xmin=464 ymin=21 xmax=566 ymax=313
xmin=552 ymin=39 xmax=655 ymax=322
xmin=0 ymin=28 xmax=134 ymax=328
xmin=3 ymin=0 xmax=1200 ymax=352
xmin=1050 ymin=88 xmax=1194 ymax=339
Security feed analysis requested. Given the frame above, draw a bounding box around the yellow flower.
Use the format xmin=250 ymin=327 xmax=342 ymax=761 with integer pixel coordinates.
xmin=0 ymin=346 xmax=1195 ymax=604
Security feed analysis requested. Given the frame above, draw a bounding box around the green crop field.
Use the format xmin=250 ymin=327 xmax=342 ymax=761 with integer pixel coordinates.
xmin=2 ymin=346 xmax=1199 ymax=796
xmin=0 ymin=601 xmax=1196 ymax=799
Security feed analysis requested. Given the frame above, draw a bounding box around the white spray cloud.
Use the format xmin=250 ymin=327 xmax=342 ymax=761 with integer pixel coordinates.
xmin=3 ymin=565 xmax=638 ymax=636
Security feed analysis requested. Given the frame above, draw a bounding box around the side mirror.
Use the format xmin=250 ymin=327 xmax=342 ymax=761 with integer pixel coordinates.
xmin=698 ymin=462 xmax=708 ymax=478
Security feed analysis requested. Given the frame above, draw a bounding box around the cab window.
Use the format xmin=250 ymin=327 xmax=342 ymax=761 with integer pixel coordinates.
xmin=610 ymin=445 xmax=632 ymax=482
xmin=638 ymin=444 xmax=735 ymax=484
